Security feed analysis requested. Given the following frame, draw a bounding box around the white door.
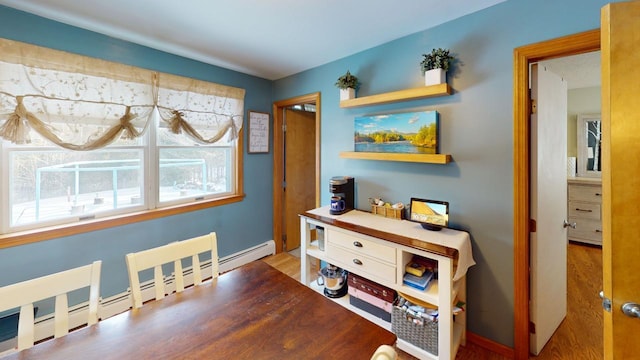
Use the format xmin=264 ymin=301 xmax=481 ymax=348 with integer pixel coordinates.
xmin=529 ymin=63 xmax=568 ymax=355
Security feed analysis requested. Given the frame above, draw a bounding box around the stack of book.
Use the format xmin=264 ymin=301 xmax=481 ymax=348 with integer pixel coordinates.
xmin=402 ymin=255 xmax=437 ymax=291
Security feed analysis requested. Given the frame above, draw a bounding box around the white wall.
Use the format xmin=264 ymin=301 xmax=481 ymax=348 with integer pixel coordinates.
xmin=568 ymin=86 xmax=601 ymax=157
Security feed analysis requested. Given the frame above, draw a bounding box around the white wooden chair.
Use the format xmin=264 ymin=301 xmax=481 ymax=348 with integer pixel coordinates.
xmin=0 ymin=260 xmax=102 ymax=351
xmin=125 ymin=232 xmax=219 ymax=309
xmin=370 ymin=344 xmax=398 ymax=360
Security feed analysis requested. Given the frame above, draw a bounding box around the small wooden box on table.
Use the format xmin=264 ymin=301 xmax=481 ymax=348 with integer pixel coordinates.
xmin=300 ymin=206 xmax=475 ymax=360
xmin=371 ymin=204 xmax=404 ymax=219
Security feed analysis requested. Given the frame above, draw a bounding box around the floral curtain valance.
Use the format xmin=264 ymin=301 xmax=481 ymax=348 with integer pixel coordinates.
xmin=155 ymin=72 xmax=244 ymax=145
xmin=0 ymin=38 xmax=245 ymax=150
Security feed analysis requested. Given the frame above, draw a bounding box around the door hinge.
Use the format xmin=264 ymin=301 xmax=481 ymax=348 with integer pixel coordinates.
xmin=529 ymin=321 xmax=536 ymax=334
xmin=600 ymin=291 xmax=612 ymax=312
xmin=282 ymin=124 xmax=287 ymax=132
xmin=528 ymin=88 xmax=536 ymax=115
xmin=529 ymin=218 xmax=537 ymax=233
xmin=282 ymin=234 xmax=287 ymax=251
xmin=530 ymin=99 xmax=538 ymax=115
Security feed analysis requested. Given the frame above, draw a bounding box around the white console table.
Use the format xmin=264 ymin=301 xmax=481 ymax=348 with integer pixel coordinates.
xmin=300 ymin=206 xmax=475 ymax=360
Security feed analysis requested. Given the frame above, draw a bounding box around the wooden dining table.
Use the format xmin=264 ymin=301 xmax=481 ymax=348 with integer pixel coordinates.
xmin=2 ymin=260 xmax=395 ymax=359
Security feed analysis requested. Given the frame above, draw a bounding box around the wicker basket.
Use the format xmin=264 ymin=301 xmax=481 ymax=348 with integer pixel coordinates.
xmin=371 ymin=205 xmax=404 ymax=219
xmin=391 ymin=306 xmax=438 ymax=355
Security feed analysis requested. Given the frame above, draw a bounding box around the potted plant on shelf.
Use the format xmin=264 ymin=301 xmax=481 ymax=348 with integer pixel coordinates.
xmin=420 ymin=48 xmax=455 ymax=86
xmin=335 ymin=70 xmax=359 ymax=101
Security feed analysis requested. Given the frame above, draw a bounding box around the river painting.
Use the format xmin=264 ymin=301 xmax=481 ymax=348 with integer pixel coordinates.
xmin=354 ymin=110 xmax=438 ymax=154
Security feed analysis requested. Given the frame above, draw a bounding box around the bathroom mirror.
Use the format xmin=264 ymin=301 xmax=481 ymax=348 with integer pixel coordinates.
xmin=577 ymin=113 xmax=602 ymax=177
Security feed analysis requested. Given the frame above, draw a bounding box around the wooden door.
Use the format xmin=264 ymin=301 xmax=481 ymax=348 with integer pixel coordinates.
xmin=529 ymin=64 xmax=569 ymax=355
xmin=283 ymin=109 xmax=316 ymax=251
xmin=601 ymin=2 xmax=640 ymax=358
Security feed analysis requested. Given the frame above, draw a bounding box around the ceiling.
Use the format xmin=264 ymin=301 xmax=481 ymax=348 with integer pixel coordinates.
xmin=542 ymin=51 xmax=601 ymax=89
xmin=0 ymin=0 xmax=507 ymax=80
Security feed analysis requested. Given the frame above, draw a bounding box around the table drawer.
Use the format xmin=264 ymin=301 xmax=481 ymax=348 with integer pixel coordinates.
xmin=568 ymin=201 xmax=600 ymax=220
xmin=568 ymin=184 xmax=602 ymax=203
xmin=326 ymin=245 xmax=396 ymax=284
xmin=326 ymin=228 xmax=396 ymax=264
xmin=568 ymin=217 xmax=602 ymax=243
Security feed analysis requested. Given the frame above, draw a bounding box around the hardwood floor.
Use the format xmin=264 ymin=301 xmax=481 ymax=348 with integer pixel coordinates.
xmin=262 ymin=241 xmax=602 ymax=359
xmin=532 ymin=241 xmax=603 ymax=360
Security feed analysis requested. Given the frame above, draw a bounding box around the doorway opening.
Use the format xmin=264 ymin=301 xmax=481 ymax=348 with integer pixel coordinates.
xmin=528 ymin=52 xmax=603 ymax=358
xmin=272 ymin=93 xmax=321 ymax=254
xmin=513 ymin=29 xmax=600 ymax=359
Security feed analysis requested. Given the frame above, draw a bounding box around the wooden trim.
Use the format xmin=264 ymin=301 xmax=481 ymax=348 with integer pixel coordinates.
xmin=272 ymin=93 xmax=321 ymax=254
xmin=467 ymin=332 xmax=515 ymax=359
xmin=1 ymin=129 xmax=246 ymax=250
xmin=236 ymin=127 xmax=245 ymax=198
xmin=512 ymin=29 xmax=600 ymax=360
xmin=315 ymin=96 xmax=322 ymax=217
xmin=0 ymin=194 xmax=244 ymax=249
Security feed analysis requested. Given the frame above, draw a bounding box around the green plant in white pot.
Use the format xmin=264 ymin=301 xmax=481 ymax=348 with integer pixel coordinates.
xmin=335 ymin=70 xmax=359 ymax=100
xmin=420 ymin=48 xmax=455 ymax=86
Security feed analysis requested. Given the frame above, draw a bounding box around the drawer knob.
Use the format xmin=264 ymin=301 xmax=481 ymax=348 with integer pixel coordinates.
xmin=353 ymin=241 xmax=363 ymax=248
xmin=353 ymin=259 xmax=363 ymax=265
xmin=595 ymin=193 xmax=602 ymax=196
xmin=575 ymin=208 xmax=593 ymax=212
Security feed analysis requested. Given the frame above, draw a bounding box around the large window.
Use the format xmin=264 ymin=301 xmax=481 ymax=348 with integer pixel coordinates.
xmin=0 ymin=38 xmax=244 ymax=237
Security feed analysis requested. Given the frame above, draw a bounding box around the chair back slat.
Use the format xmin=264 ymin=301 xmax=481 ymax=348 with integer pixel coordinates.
xmin=174 ymin=260 xmax=184 ymax=293
xmin=0 ymin=260 xmax=102 ymax=351
xmin=17 ymin=305 xmax=34 ymax=351
xmin=53 ymin=294 xmax=69 ymax=338
xmin=192 ymin=255 xmax=202 ymax=285
xmin=153 ymin=266 xmax=165 ymax=302
xmin=126 ymin=232 xmax=218 ymax=309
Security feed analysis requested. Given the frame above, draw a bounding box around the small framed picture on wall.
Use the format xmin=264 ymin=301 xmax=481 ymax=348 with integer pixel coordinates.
xmin=248 ymin=111 xmax=270 ymax=153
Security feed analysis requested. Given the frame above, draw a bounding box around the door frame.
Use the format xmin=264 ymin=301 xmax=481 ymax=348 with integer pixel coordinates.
xmin=513 ymin=29 xmax=600 ymax=359
xmin=272 ymin=93 xmax=321 ymax=254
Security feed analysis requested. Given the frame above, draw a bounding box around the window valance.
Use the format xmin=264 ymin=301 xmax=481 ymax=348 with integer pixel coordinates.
xmin=0 ymin=38 xmax=245 ymax=150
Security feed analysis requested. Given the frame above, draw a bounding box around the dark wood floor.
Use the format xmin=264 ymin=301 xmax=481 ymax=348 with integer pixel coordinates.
xmin=262 ymin=241 xmax=602 ymax=359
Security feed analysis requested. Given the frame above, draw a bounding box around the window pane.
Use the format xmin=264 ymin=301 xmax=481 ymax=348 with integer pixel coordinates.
xmin=9 ymin=149 xmax=144 ymax=227
xmin=158 ymin=147 xmax=232 ymax=203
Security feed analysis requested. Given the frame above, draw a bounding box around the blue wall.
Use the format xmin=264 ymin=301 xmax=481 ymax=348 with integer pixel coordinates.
xmin=274 ymin=0 xmax=614 ymax=347
xmin=0 ymin=0 xmax=619 ymax=349
xmin=0 ymin=6 xmax=274 ymax=302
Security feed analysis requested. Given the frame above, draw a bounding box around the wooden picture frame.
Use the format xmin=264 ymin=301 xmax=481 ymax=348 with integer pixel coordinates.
xmin=248 ymin=111 xmax=270 ymax=153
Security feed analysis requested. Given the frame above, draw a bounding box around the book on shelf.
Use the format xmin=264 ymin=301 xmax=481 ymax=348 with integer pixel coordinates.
xmin=405 ymin=261 xmax=426 ymax=277
xmin=410 ymin=255 xmax=437 ymax=274
xmin=402 ymin=270 xmax=434 ymax=291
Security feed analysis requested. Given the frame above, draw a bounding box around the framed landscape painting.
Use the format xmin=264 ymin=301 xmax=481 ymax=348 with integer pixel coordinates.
xmin=354 ymin=110 xmax=439 ymax=154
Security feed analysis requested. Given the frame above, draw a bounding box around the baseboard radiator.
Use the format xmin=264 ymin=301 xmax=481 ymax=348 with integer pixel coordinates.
xmin=19 ymin=240 xmax=276 ymax=345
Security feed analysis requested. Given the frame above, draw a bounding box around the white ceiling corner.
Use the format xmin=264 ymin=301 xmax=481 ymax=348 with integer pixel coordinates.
xmin=0 ymin=0 xmax=508 ymax=80
xmin=542 ymin=51 xmax=601 ymax=90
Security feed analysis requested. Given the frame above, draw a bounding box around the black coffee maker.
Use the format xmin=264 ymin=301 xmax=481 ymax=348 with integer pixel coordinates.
xmin=329 ymin=176 xmax=354 ymax=215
